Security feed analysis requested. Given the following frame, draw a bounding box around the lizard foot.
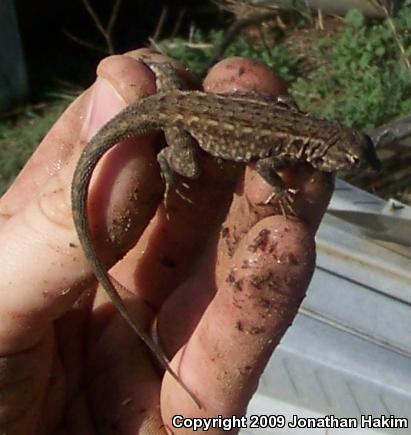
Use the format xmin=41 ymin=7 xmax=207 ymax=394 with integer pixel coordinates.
xmin=262 ymin=188 xmax=298 ymax=218
xmin=163 ymin=183 xmax=193 ymax=221
xmin=175 ymin=182 xmax=194 ymax=204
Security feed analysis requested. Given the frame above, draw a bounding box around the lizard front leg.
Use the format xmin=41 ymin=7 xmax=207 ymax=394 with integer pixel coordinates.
xmin=158 ymin=127 xmax=201 ymax=208
xmin=147 ymin=62 xmax=201 ymax=207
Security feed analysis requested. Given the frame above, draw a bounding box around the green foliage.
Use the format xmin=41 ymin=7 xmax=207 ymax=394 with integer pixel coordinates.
xmin=344 ymin=8 xmax=365 ymax=29
xmin=163 ymin=3 xmax=411 ymax=130
xmin=160 ymin=34 xmax=211 ymax=75
xmin=291 ymin=5 xmax=411 ymax=129
xmin=0 ymin=101 xmax=66 ymax=195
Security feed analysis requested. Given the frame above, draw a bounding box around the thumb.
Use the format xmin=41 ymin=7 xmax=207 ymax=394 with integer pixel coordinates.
xmin=0 ymin=54 xmax=157 ymax=353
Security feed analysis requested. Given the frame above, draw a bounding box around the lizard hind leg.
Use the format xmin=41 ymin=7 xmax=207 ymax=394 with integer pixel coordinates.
xmin=256 ymin=156 xmax=298 ymax=217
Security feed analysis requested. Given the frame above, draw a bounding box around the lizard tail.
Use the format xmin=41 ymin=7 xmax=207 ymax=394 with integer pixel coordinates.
xmin=71 ymin=116 xmax=202 ymax=409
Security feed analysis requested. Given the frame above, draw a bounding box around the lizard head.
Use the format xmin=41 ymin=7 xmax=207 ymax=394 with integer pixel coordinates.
xmin=314 ymin=130 xmax=381 ymax=173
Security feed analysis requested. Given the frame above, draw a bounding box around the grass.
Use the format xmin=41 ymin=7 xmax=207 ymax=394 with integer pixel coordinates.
xmin=292 ymin=7 xmax=411 ymax=130
xmin=0 ymin=101 xmax=68 ymax=195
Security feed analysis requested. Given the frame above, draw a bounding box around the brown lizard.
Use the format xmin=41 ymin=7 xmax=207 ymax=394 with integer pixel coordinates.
xmin=71 ymin=62 xmax=381 ymax=408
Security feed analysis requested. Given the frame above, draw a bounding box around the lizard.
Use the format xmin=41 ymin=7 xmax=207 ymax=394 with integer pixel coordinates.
xmin=71 ymin=61 xmax=381 ymax=408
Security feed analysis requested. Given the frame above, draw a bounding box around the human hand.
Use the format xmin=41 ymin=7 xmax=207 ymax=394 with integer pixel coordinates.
xmin=0 ymin=49 xmax=333 ymax=434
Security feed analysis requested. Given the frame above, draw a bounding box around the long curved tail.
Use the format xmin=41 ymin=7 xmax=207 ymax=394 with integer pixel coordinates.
xmin=71 ymin=111 xmax=202 ymax=408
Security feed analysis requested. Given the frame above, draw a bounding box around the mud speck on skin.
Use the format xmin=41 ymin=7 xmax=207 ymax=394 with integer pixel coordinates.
xmin=284 ymin=274 xmax=298 ymax=288
xmin=250 ymin=271 xmax=275 ymax=291
xmin=267 ymin=241 xmax=278 ymax=254
xmin=226 ymin=271 xmax=236 ymax=284
xmin=226 ymin=272 xmax=244 ymax=292
xmin=248 ymin=229 xmax=270 ymax=253
xmin=235 ymin=320 xmax=265 ymax=335
xmin=281 ymin=252 xmax=299 ymax=266
xmin=234 ymin=279 xmax=243 ymax=291
xmin=249 ymin=326 xmax=265 ymax=334
xmin=233 ymin=299 xmax=244 ymax=310
xmin=221 ymin=226 xmax=230 ymax=238
xmin=241 ymin=259 xmax=251 ymax=269
xmin=256 ymin=298 xmax=273 ymax=310
xmin=237 ymin=364 xmax=254 ymax=377
xmin=224 ymin=226 xmax=240 ymax=258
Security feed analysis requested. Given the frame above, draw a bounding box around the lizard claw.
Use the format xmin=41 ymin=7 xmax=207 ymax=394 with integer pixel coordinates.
xmin=262 ymin=188 xmax=298 ymax=217
xmin=163 ymin=183 xmax=193 ymax=220
xmin=175 ymin=183 xmax=193 ymax=204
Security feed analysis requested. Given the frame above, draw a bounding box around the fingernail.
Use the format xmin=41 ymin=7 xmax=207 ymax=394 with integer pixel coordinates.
xmin=83 ymin=78 xmax=127 ymax=141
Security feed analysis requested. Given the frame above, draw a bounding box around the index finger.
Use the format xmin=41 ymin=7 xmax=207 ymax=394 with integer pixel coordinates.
xmin=160 ymin=58 xmax=333 ymax=419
